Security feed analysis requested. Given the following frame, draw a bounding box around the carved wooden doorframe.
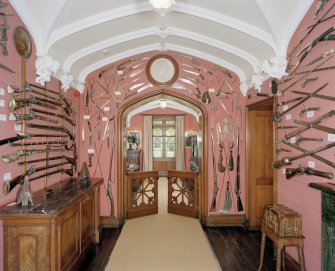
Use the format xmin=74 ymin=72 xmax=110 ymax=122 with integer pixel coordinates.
xmin=117 ymin=90 xmax=208 ymax=223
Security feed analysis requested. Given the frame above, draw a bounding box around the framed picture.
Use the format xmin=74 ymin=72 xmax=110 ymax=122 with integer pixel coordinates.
xmin=185 ymin=130 xmax=198 ymax=148
xmin=127 ymin=130 xmax=141 ymax=150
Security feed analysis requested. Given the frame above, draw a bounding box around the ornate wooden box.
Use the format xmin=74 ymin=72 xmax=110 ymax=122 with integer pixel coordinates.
xmin=263 ymin=204 xmax=302 ymax=237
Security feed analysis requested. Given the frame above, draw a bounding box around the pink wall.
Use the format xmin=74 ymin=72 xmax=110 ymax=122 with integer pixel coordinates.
xmin=247 ymin=1 xmax=333 ymax=269
xmin=81 ymin=51 xmax=246 ymax=218
xmin=0 ymin=3 xmax=80 ymax=271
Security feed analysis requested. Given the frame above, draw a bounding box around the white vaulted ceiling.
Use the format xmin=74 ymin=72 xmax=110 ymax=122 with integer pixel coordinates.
xmin=9 ymin=0 xmax=313 ymax=94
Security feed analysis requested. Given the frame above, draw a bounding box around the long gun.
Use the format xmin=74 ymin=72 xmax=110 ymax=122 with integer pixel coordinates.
xmin=235 ymin=131 xmax=243 ymax=212
xmin=273 ymin=141 xmax=335 ymax=169
xmin=18 ymin=154 xmax=76 ymax=166
xmin=3 ymin=161 xmax=71 ymax=194
xmin=2 ymin=147 xmax=64 ymax=163
xmin=107 ymin=121 xmax=115 ymax=217
xmin=286 ymin=166 xmax=333 ymax=180
xmin=26 ymin=123 xmax=75 ymax=140
xmin=210 ymin=128 xmax=219 ymax=212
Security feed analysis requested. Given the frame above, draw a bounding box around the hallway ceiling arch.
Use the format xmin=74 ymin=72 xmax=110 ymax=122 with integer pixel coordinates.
xmin=9 ymin=0 xmax=313 ymax=94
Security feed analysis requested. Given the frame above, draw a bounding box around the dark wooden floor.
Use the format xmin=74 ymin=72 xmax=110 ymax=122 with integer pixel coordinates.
xmin=81 ymin=225 xmax=299 ymax=271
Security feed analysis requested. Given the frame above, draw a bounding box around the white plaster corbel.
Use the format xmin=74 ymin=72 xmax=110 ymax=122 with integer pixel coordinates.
xmin=261 ymin=56 xmax=287 ymax=79
xmin=35 ymin=55 xmax=60 ymax=85
xmin=239 ymin=80 xmax=250 ymax=96
xmin=59 ymin=72 xmax=74 ymax=92
xmin=250 ymin=71 xmax=268 ymax=92
xmin=75 ymin=81 xmax=85 ymax=94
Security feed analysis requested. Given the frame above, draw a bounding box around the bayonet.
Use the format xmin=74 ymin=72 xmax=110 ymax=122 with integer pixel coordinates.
xmin=136 ymin=83 xmax=152 ymax=93
xmin=119 ymin=69 xmax=143 ymax=81
xmin=0 ymin=61 xmax=13 ymax=73
xmin=181 ymin=67 xmax=204 ymax=80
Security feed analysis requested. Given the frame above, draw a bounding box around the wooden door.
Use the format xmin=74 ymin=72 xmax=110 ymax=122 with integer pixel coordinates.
xmin=167 ymin=170 xmax=198 ymax=218
xmin=126 ymin=171 xmax=158 ymax=219
xmin=247 ymin=99 xmax=274 ymax=229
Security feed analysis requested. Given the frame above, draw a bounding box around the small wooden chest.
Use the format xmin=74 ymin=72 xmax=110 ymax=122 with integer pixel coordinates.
xmin=263 ymin=204 xmax=302 ymax=237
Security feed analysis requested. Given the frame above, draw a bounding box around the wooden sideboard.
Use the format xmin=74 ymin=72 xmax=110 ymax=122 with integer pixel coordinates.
xmin=0 ymin=177 xmax=103 ymax=271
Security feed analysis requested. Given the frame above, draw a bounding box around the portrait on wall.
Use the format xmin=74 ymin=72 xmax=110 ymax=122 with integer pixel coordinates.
xmin=185 ymin=130 xmax=197 ymax=147
xmin=127 ymin=130 xmax=141 ymax=150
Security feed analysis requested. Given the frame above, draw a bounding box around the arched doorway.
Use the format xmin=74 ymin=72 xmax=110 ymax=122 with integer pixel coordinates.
xmin=116 ymin=89 xmax=208 ymax=223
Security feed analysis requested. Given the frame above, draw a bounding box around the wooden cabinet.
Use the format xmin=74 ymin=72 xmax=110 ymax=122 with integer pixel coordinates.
xmin=0 ymin=178 xmax=102 ymax=271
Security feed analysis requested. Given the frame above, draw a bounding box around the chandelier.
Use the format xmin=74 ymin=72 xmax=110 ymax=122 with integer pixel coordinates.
xmin=149 ymin=0 xmax=176 ymax=16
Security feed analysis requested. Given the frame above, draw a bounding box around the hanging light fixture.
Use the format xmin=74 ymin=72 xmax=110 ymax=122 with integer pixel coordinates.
xmin=160 ymin=98 xmax=167 ymax=109
xmin=149 ymin=0 xmax=176 ymax=16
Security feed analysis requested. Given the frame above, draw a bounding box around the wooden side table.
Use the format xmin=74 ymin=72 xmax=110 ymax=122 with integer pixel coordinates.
xmin=257 ymin=204 xmax=306 ymax=271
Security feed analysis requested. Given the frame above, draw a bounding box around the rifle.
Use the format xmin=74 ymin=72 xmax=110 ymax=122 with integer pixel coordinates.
xmin=107 ymin=120 xmax=116 ymax=217
xmin=18 ymin=154 xmax=76 ymax=166
xmin=2 ymin=147 xmax=64 ymax=163
xmin=0 ymin=133 xmax=28 ymax=146
xmin=210 ymin=128 xmax=219 ymax=212
xmin=235 ymin=131 xmax=243 ymax=212
xmin=26 ymin=123 xmax=75 ymax=140
xmin=286 ymin=166 xmax=333 ymax=180
xmin=3 ymin=161 xmax=71 ymax=194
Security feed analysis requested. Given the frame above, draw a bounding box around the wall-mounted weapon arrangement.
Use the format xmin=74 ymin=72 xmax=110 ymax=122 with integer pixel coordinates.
xmin=272 ymin=1 xmax=335 ymax=182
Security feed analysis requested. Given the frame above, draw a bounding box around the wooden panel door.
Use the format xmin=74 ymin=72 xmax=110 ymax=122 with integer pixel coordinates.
xmin=167 ymin=170 xmax=198 ymax=218
xmin=248 ymin=110 xmax=274 ymax=229
xmin=126 ymin=171 xmax=158 ymax=219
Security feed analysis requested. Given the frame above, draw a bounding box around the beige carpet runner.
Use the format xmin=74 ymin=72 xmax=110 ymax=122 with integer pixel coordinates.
xmin=105 ymin=178 xmax=220 ymax=271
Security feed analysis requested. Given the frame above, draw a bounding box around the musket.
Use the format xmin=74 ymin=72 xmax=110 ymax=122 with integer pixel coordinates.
xmin=276 ymin=146 xmax=291 ymax=154
xmin=10 ymin=140 xmax=68 ymax=147
xmin=235 ymin=131 xmax=243 ymax=212
xmin=288 ymin=2 xmax=335 ymax=57
xmin=281 ymin=55 xmax=332 ymax=95
xmin=247 ymin=93 xmax=269 ymax=99
xmin=272 ymin=141 xmax=335 ymax=169
xmin=280 ymin=110 xmax=335 ymax=142
xmin=3 ymin=161 xmax=72 ymax=195
xmin=291 ymin=90 xmax=335 ymax=102
xmin=10 ymin=109 xmax=58 ymax=124
xmin=277 ymin=96 xmax=303 ymax=106
xmin=9 ymin=96 xmax=58 ymax=112
xmin=294 ymin=119 xmax=335 ymax=134
xmin=107 ymin=121 xmax=115 ymax=217
xmin=283 ymin=140 xmax=335 ymax=169
xmin=18 ymin=154 xmax=76 ymax=166
xmin=29 ymin=168 xmax=73 ymax=183
xmin=8 ymin=85 xmax=66 ymax=108
xmin=296 ymin=26 xmax=335 ymax=59
xmin=26 ymin=123 xmax=75 ymax=140
xmin=0 ymin=62 xmax=14 ymax=73
xmin=277 ymin=126 xmax=298 ymax=129
xmin=2 ymin=148 xmax=65 ymax=163
xmin=272 ymin=83 xmax=328 ymax=122
xmin=29 ymin=107 xmax=74 ymax=126
xmin=0 ymin=133 xmax=28 ymax=146
xmin=286 ymin=166 xmax=333 ymax=180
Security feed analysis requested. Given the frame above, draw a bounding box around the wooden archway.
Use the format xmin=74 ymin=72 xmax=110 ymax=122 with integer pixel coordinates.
xmin=116 ymin=89 xmax=208 ymax=224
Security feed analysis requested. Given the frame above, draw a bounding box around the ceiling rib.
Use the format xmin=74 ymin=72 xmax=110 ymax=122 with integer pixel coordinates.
xmin=63 ymin=27 xmax=258 ymax=73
